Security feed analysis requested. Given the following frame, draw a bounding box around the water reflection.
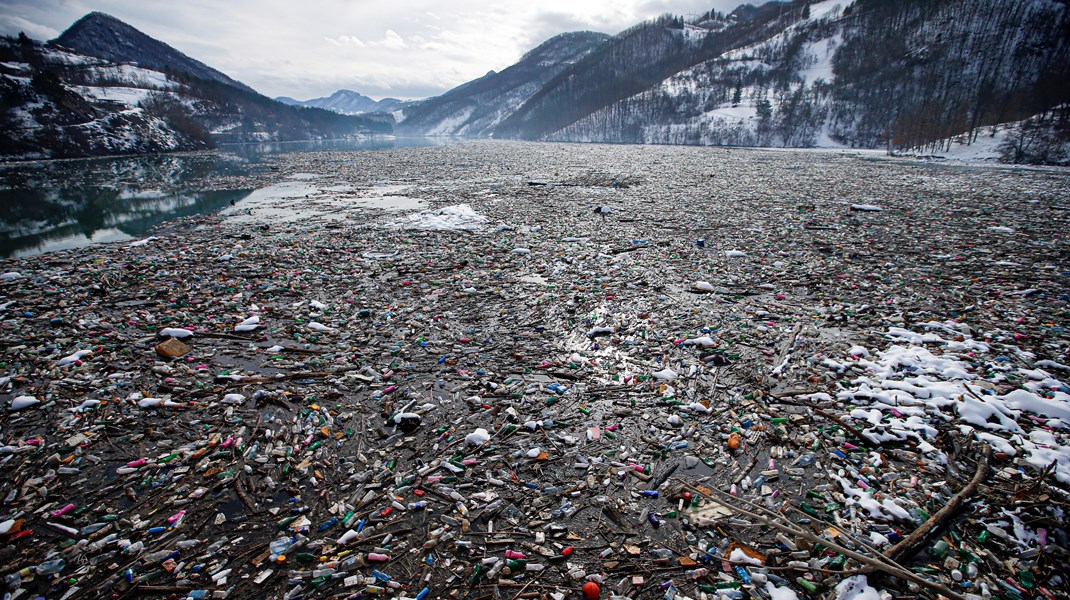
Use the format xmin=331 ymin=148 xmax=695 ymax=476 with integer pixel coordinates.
xmin=0 ymin=137 xmax=455 ymax=258
xmin=0 ymin=185 xmax=251 ymax=258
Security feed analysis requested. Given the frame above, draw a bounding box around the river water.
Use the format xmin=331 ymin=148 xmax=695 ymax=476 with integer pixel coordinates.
xmin=0 ymin=137 xmax=450 ymax=258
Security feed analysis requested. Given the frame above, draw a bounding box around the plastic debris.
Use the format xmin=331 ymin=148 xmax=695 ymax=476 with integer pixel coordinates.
xmin=0 ymin=142 xmax=1068 ymax=600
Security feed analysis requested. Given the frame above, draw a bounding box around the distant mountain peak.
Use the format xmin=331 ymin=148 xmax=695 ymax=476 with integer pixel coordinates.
xmin=72 ymin=11 xmax=121 ymax=26
xmin=52 ymin=12 xmax=256 ymax=94
xmin=329 ymin=89 xmax=362 ymax=98
xmin=273 ymin=89 xmax=413 ymax=115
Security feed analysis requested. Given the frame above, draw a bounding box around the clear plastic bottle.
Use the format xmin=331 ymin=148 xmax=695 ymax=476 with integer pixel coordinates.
xmin=270 ymin=537 xmax=294 ymax=556
xmin=5 ymin=567 xmax=31 ymax=587
xmin=36 ymin=558 xmax=66 ymax=575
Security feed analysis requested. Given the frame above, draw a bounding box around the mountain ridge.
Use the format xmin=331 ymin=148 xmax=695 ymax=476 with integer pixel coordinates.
xmin=275 ymin=89 xmax=411 ymax=115
xmin=0 ymin=17 xmax=390 ymax=160
xmin=4 ymin=2 xmax=1069 ymax=164
xmin=52 ymin=12 xmax=256 ymax=94
xmin=394 ymin=0 xmax=1068 ymax=164
xmin=396 ymin=30 xmax=611 ymax=136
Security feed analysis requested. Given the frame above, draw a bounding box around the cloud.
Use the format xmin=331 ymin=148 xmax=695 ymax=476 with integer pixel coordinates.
xmin=637 ymin=0 xmax=729 ymax=18
xmin=521 ymin=10 xmax=615 ymax=51
xmin=327 ymin=35 xmax=365 ymax=47
xmin=326 ymin=29 xmax=406 ymax=51
xmin=0 ymin=14 xmax=60 ymax=40
xmin=0 ymin=0 xmax=764 ymax=100
xmin=368 ymin=29 xmax=406 ymax=49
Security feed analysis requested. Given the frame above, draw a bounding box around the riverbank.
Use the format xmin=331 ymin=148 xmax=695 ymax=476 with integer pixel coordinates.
xmin=1 ymin=141 xmax=1068 ymax=599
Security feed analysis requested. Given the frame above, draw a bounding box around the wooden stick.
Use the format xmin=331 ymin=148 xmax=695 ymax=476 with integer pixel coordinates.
xmin=677 ymin=481 xmax=967 ymax=600
xmin=234 ymin=476 xmax=256 ymax=512
xmin=776 ymin=398 xmax=881 ymax=447
xmin=884 ymin=444 xmax=991 ymax=563
xmin=1014 ymin=459 xmax=1058 ymax=500
xmin=136 ymin=586 xmax=218 ymax=593
xmin=227 ymin=371 xmax=330 ymax=385
xmin=510 ymin=577 xmax=539 ymax=600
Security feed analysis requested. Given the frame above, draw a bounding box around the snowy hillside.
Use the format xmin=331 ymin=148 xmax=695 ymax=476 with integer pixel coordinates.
xmin=0 ymin=23 xmax=389 ymax=160
xmin=466 ymin=0 xmax=1066 ymax=163
xmin=53 ymin=12 xmax=256 ymax=93
xmin=542 ymin=0 xmax=1069 ymax=156
xmin=3 ymin=1 xmax=1066 ymax=163
xmin=895 ymin=109 xmax=1070 ymax=166
xmin=0 ymin=41 xmax=201 ymax=159
xmin=552 ymin=0 xmax=850 ymax=146
xmin=396 ymin=31 xmax=610 ymax=137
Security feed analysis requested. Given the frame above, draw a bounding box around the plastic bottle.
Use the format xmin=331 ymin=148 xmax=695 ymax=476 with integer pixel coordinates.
xmin=5 ymin=567 xmax=31 ymax=587
xmin=651 ymin=548 xmax=674 ymax=560
xmin=270 ymin=537 xmax=294 ymax=555
xmin=930 ymin=540 xmax=950 ymax=559
xmin=36 ymin=559 xmax=66 ymax=575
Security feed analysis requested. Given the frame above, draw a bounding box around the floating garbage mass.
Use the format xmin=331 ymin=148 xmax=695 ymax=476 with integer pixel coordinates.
xmin=1 ymin=141 xmax=1068 ymax=600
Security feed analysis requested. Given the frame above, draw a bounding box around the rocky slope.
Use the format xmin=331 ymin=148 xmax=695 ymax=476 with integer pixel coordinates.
xmin=395 ymin=31 xmax=610 ymax=136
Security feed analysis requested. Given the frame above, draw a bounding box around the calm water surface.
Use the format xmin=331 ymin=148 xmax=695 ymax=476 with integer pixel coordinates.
xmin=0 ymin=137 xmax=450 ymax=258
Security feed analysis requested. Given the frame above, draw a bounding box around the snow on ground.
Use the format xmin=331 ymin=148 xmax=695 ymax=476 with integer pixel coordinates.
xmin=897 ymin=128 xmax=1008 ymax=162
xmin=210 ymin=122 xmax=242 ymax=134
xmin=423 ymin=106 xmax=475 ymax=136
xmin=95 ymin=64 xmax=175 ymax=89
xmin=812 ymin=125 xmax=844 ymax=148
xmin=834 ymin=576 xmax=883 ymax=600
xmin=678 ymin=23 xmax=711 ymax=42
xmin=705 ymin=101 xmax=758 ymax=122
xmin=79 ymin=85 xmax=157 ymax=106
xmin=39 ymin=47 xmax=98 ymax=66
xmin=797 ymin=33 xmax=841 ymax=85
xmin=807 ymin=0 xmax=852 ymax=22
xmin=812 ymin=322 xmax=1070 ymax=484
xmin=897 ymin=113 xmax=1070 ymax=165
xmin=0 ymin=61 xmax=29 ymax=72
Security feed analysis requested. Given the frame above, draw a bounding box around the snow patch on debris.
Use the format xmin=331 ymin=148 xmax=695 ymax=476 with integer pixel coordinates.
xmin=390 ymin=204 xmax=488 ymax=231
xmin=826 ymin=322 xmax=1070 ymax=483
xmin=834 ymin=575 xmax=883 ymax=600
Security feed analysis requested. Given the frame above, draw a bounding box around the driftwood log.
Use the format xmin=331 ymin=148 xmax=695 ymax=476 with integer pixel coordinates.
xmin=884 ymin=444 xmax=991 ymax=562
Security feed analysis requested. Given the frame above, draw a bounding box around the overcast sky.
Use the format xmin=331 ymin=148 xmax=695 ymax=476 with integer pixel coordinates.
xmin=2 ymin=1 xmax=762 ymax=100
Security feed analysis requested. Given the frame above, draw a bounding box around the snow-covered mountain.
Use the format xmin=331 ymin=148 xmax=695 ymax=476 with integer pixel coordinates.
xmin=0 ymin=17 xmax=390 ymax=160
xmin=4 ymin=1 xmax=1067 ymax=164
xmin=395 ymin=31 xmax=611 ymax=136
xmin=400 ymin=0 xmax=1068 ymax=164
xmin=276 ymin=90 xmax=412 ymax=115
xmin=538 ymin=0 xmax=1069 ymax=153
xmin=53 ymin=12 xmax=257 ymax=94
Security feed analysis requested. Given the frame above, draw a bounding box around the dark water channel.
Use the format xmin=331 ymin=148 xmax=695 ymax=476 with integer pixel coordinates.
xmin=0 ymin=137 xmax=450 ymax=258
